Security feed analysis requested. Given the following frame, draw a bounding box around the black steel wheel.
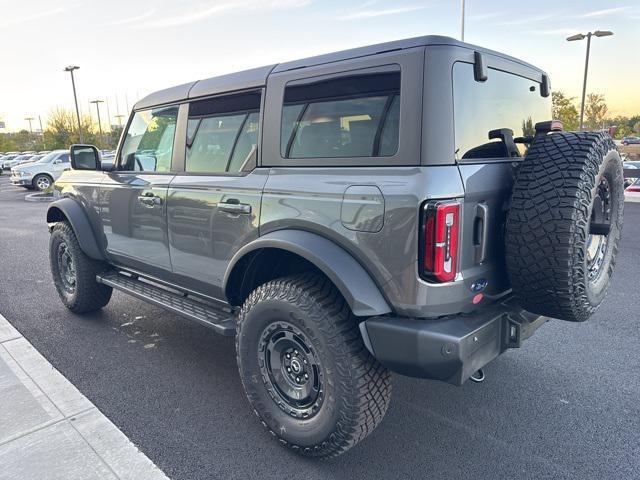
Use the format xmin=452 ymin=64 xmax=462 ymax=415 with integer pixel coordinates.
xmin=236 ymin=273 xmax=391 ymax=458
xmin=260 ymin=321 xmax=324 ymax=419
xmin=50 ymin=221 xmax=112 ymax=313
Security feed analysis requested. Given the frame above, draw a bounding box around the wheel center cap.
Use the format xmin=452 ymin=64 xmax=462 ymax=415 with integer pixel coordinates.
xmin=290 ymin=359 xmax=301 ymax=373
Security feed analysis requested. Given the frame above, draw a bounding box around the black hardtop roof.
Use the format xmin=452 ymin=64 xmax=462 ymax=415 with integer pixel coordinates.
xmin=134 ymin=35 xmax=543 ymax=110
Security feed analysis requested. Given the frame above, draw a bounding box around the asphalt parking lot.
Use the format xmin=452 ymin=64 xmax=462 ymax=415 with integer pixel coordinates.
xmin=0 ymin=173 xmax=639 ymax=480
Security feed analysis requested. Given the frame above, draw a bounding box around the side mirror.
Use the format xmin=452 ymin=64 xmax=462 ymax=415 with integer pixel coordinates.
xmin=70 ymin=144 xmax=101 ymax=170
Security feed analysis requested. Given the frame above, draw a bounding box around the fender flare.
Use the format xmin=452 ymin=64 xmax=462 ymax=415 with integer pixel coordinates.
xmin=47 ymin=198 xmax=104 ymax=260
xmin=224 ymin=230 xmax=391 ymax=317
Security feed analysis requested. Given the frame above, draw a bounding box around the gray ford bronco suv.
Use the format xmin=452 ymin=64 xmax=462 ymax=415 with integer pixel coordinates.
xmin=47 ymin=35 xmax=624 ymax=458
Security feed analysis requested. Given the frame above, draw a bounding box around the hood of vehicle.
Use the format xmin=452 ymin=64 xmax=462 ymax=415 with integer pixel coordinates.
xmin=12 ymin=162 xmax=40 ymax=172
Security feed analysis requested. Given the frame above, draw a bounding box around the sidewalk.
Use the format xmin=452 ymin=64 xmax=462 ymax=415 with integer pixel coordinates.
xmin=0 ymin=313 xmax=169 ymax=480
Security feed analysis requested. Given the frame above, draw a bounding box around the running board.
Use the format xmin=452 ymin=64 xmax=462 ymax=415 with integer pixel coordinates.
xmin=96 ymin=271 xmax=236 ymax=336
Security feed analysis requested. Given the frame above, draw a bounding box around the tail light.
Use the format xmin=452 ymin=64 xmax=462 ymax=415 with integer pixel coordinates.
xmin=420 ymin=200 xmax=460 ymax=282
xmin=626 ymin=185 xmax=640 ymax=193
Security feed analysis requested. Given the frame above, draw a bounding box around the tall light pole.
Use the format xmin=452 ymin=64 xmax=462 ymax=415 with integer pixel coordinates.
xmin=566 ymin=30 xmax=613 ymax=130
xmin=115 ymin=114 xmax=125 ymax=127
xmin=64 ymin=65 xmax=84 ymax=142
xmin=39 ymin=115 xmax=46 ymax=149
xmin=460 ymin=0 xmax=465 ymax=41
xmin=24 ymin=117 xmax=34 ymax=134
xmin=90 ymin=99 xmax=105 ymax=136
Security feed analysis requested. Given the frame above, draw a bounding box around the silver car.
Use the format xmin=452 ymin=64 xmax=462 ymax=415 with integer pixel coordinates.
xmin=11 ymin=150 xmax=70 ymax=190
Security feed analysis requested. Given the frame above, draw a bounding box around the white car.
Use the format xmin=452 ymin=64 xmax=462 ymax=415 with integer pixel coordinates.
xmin=10 ymin=150 xmax=70 ymax=191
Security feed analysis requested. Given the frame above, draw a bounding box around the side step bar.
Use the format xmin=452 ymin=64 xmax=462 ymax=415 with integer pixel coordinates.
xmin=96 ymin=271 xmax=236 ymax=336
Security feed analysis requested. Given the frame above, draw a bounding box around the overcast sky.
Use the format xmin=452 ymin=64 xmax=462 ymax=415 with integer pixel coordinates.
xmin=0 ymin=0 xmax=638 ymax=132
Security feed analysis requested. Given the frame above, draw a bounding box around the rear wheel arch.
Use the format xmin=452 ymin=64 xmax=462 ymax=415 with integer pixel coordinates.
xmin=223 ymin=230 xmax=392 ymax=317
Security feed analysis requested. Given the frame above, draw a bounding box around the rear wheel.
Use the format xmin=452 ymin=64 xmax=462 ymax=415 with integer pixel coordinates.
xmin=49 ymin=222 xmax=112 ymax=313
xmin=236 ymin=273 xmax=391 ymax=458
xmin=506 ymin=132 xmax=624 ymax=322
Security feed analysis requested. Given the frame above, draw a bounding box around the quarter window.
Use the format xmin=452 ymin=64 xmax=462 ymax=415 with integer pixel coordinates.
xmin=186 ymin=91 xmax=261 ymax=174
xmin=119 ymin=107 xmax=178 ymax=172
xmin=281 ymin=70 xmax=400 ymax=159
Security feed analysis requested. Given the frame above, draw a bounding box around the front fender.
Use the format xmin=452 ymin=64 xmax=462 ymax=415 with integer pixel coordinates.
xmin=224 ymin=230 xmax=391 ymax=317
xmin=47 ymin=198 xmax=104 ymax=260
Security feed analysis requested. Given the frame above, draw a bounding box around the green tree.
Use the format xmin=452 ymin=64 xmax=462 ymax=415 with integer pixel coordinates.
xmin=521 ymin=116 xmax=535 ymax=136
xmin=584 ymin=93 xmax=608 ymax=130
xmin=552 ymin=91 xmax=579 ymax=131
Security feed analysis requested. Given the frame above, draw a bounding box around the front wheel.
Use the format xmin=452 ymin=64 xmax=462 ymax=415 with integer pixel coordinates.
xmin=236 ymin=273 xmax=391 ymax=458
xmin=50 ymin=222 xmax=112 ymax=313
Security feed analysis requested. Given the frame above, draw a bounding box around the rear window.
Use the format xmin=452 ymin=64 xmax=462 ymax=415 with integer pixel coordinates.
xmin=281 ymin=70 xmax=400 ymax=159
xmin=453 ymin=62 xmax=551 ymax=160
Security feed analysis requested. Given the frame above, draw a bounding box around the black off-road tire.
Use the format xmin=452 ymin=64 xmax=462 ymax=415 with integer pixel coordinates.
xmin=50 ymin=222 xmax=112 ymax=313
xmin=506 ymin=132 xmax=624 ymax=322
xmin=236 ymin=273 xmax=391 ymax=458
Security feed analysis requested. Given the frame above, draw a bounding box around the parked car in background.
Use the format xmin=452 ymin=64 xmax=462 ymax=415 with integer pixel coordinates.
xmin=5 ymin=154 xmax=36 ymax=168
xmin=11 ymin=150 xmax=70 ymax=190
xmin=622 ymin=136 xmax=640 ymax=146
xmin=1 ymin=154 xmax=19 ymax=169
xmin=623 ymin=160 xmax=640 ymax=187
xmin=625 ymin=177 xmax=640 ymax=198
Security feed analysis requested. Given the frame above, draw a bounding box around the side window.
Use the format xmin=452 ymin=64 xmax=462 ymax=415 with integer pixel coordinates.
xmin=186 ymin=91 xmax=261 ymax=174
xmin=453 ymin=63 xmax=551 ymax=160
xmin=119 ymin=106 xmax=178 ymax=172
xmin=57 ymin=153 xmax=70 ymax=163
xmin=281 ymin=69 xmax=400 ymax=159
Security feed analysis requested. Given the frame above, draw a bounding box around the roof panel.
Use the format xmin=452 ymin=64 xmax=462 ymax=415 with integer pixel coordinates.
xmin=134 ymin=82 xmax=196 ymax=110
xmin=188 ymin=64 xmax=276 ymax=99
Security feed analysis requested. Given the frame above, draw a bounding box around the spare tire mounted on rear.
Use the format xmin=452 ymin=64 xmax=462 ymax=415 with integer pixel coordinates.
xmin=506 ymin=132 xmax=624 ymax=322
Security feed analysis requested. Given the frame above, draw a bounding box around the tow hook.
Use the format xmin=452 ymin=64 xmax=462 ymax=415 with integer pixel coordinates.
xmin=470 ymin=369 xmax=485 ymax=383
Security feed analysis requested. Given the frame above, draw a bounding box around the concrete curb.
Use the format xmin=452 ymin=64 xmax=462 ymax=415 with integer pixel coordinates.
xmin=24 ymin=192 xmax=54 ymax=203
xmin=0 ymin=313 xmax=170 ymax=480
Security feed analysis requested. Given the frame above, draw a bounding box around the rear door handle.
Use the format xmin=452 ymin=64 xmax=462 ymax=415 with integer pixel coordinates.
xmin=219 ymin=200 xmax=251 ymax=215
xmin=137 ymin=195 xmax=162 ymax=207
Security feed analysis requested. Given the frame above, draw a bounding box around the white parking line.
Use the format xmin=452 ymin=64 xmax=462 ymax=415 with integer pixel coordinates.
xmin=0 ymin=313 xmax=170 ymax=480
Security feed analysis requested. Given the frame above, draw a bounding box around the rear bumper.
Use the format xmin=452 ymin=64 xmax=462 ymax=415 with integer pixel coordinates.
xmin=359 ymin=296 xmax=548 ymax=385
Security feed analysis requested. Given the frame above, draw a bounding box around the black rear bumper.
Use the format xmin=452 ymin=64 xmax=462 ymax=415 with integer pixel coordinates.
xmin=359 ymin=296 xmax=548 ymax=386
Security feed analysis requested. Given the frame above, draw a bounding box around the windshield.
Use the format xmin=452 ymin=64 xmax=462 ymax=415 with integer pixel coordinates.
xmin=35 ymin=151 xmax=59 ymax=164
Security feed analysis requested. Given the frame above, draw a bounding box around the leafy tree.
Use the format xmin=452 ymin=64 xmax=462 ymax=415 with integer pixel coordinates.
xmin=584 ymin=93 xmax=608 ymax=130
xmin=521 ymin=116 xmax=535 ymax=136
xmin=551 ymin=91 xmax=579 ymax=131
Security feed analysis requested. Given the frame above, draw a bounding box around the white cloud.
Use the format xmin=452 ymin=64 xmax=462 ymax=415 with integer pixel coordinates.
xmin=468 ymin=12 xmax=503 ymax=21
xmin=0 ymin=5 xmax=69 ymax=27
xmin=530 ymin=27 xmax=583 ymax=36
xmin=582 ymin=6 xmax=631 ymax=18
xmin=339 ymin=5 xmax=427 ymax=21
xmin=111 ymin=9 xmax=157 ymax=26
xmin=139 ymin=0 xmax=312 ymax=28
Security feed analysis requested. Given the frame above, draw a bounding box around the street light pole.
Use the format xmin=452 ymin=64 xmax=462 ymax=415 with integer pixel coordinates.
xmin=90 ymin=100 xmax=105 ymax=136
xmin=64 ymin=65 xmax=84 ymax=142
xmin=24 ymin=117 xmax=34 ymax=134
xmin=567 ymin=30 xmax=613 ymax=130
xmin=460 ymin=0 xmax=465 ymax=41
xmin=38 ymin=115 xmax=46 ymax=149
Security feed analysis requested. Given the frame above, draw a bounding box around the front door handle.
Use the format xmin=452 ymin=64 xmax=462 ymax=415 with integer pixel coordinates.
xmin=219 ymin=200 xmax=251 ymax=215
xmin=137 ymin=195 xmax=162 ymax=207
